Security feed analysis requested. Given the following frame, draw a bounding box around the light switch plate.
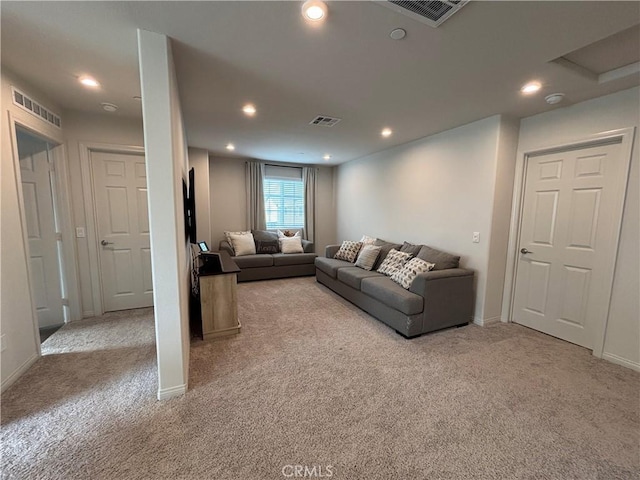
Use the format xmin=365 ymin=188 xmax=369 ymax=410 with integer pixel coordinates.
xmin=472 ymin=232 xmax=480 ymax=243
xmin=0 ymin=334 xmax=7 ymax=353
xmin=76 ymin=227 xmax=86 ymax=238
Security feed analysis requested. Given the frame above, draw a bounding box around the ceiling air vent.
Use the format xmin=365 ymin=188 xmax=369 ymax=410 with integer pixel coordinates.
xmin=309 ymin=115 xmax=342 ymax=127
xmin=379 ymin=0 xmax=469 ymax=28
xmin=11 ymin=87 xmax=62 ymax=128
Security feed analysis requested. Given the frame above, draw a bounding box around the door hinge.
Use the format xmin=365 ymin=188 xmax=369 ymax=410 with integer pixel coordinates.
xmin=61 ymin=298 xmax=70 ymax=307
xmin=55 ymin=232 xmax=63 ymax=241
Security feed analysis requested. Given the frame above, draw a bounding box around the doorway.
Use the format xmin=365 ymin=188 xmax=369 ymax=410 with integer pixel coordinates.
xmin=510 ymin=132 xmax=632 ymax=351
xmin=16 ymin=127 xmax=65 ymax=341
xmin=84 ymin=147 xmax=152 ymax=313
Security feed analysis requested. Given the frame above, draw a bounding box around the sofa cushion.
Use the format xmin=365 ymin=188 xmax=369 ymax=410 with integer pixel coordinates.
xmin=273 ymin=253 xmax=317 ymax=266
xmin=361 ymin=277 xmax=424 ymax=315
xmin=400 ymin=241 xmax=423 ymax=256
xmin=377 ymin=249 xmax=413 ymax=276
xmin=372 ymin=239 xmax=403 ymax=271
xmin=334 ymin=240 xmax=363 ymax=263
xmin=315 ymin=257 xmax=353 ymax=278
xmin=233 ymin=254 xmax=274 ymax=268
xmin=417 ymin=246 xmax=460 ymax=270
xmin=354 ymin=245 xmax=381 ymax=271
xmin=337 ymin=267 xmax=384 ymax=290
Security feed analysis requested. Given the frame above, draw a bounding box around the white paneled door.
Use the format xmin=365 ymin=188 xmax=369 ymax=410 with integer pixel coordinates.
xmin=512 ymin=141 xmax=627 ymax=348
xmin=20 ymin=146 xmax=64 ymax=328
xmin=91 ymin=151 xmax=153 ymax=312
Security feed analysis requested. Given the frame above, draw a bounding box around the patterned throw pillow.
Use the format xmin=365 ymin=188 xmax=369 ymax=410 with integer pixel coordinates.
xmin=355 ymin=245 xmax=381 ymax=271
xmin=277 ymin=229 xmax=300 ymax=238
xmin=390 ymin=257 xmax=435 ymax=289
xmin=252 ymin=230 xmax=280 ymax=254
xmin=360 ymin=235 xmax=377 ymax=246
xmin=377 ymin=249 xmax=413 ymax=276
xmin=334 ymin=241 xmax=363 ymax=263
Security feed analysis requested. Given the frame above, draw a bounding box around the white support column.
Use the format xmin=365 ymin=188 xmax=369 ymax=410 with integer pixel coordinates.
xmin=137 ymin=29 xmax=190 ymax=400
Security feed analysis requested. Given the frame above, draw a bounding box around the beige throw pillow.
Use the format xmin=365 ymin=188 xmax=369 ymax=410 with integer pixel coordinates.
xmin=279 ymin=236 xmax=304 ymax=254
xmin=227 ymin=232 xmax=256 ymax=256
xmin=355 ymin=245 xmax=381 ymax=271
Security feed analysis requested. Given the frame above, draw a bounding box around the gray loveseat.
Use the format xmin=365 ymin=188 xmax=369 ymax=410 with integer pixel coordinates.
xmin=315 ymin=240 xmax=474 ymax=338
xmin=219 ymin=231 xmax=317 ymax=282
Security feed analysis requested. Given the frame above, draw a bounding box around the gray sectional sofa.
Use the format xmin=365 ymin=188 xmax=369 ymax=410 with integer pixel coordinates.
xmin=219 ymin=234 xmax=316 ymax=282
xmin=315 ymin=241 xmax=474 ymax=338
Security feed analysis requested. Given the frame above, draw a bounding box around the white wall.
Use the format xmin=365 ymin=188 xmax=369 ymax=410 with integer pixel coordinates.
xmin=516 ymin=87 xmax=639 ymax=370
xmin=336 ymin=115 xmax=519 ymax=324
xmin=188 ymin=147 xmax=212 ymax=245
xmin=138 ymin=30 xmax=190 ymax=399
xmin=1 ymin=70 xmax=65 ymax=391
xmin=63 ymin=111 xmax=144 ymax=317
xmin=208 ymin=156 xmax=337 ymax=254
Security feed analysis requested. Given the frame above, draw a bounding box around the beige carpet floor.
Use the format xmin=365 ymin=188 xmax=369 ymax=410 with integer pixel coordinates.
xmin=2 ymin=277 xmax=639 ymax=479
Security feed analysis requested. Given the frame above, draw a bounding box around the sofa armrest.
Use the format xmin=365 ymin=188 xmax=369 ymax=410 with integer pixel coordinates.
xmin=410 ymin=268 xmax=475 ymax=331
xmin=302 ymin=239 xmax=314 ymax=253
xmin=325 ymin=244 xmax=341 ymax=258
xmin=219 ymin=240 xmax=235 ymax=256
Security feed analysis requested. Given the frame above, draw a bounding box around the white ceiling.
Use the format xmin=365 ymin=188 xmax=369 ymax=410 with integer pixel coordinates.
xmin=2 ymin=1 xmax=639 ymax=165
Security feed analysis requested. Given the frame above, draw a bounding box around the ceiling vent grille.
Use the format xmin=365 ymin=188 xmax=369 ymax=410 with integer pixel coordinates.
xmin=380 ymin=0 xmax=469 ymax=27
xmin=309 ymin=115 xmax=342 ymax=127
xmin=11 ymin=87 xmax=62 ymax=128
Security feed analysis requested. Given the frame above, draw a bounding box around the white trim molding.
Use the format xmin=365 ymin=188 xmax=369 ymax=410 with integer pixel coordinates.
xmin=601 ymin=353 xmax=640 ymax=373
xmin=78 ymin=142 xmax=145 ymax=316
xmin=501 ymin=128 xmax=635 ymax=359
xmin=157 ymin=383 xmax=187 ymax=401
xmin=1 ymin=353 xmax=39 ymax=393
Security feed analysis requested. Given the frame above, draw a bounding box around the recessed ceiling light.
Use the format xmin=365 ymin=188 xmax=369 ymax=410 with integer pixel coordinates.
xmin=323 ymin=154 xmax=331 ymax=161
xmin=520 ymin=81 xmax=542 ymax=95
xmin=226 ymin=143 xmax=235 ymax=151
xmin=381 ymin=128 xmax=393 ymax=138
xmin=302 ymin=0 xmax=327 ymax=21
xmin=545 ymin=93 xmax=565 ymax=105
xmin=242 ymin=104 xmax=256 ymax=116
xmin=79 ymin=76 xmax=100 ymax=88
xmin=101 ymin=102 xmax=118 ymax=112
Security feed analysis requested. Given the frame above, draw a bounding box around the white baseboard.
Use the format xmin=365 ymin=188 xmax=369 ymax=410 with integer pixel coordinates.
xmin=602 ymin=352 xmax=640 ymax=372
xmin=473 ymin=316 xmax=501 ymax=327
xmin=157 ymin=383 xmax=187 ymax=400
xmin=82 ymin=310 xmax=95 ymax=318
xmin=1 ymin=353 xmax=39 ymax=393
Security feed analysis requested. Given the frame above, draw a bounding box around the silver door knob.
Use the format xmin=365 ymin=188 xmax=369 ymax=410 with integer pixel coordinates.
xmin=520 ymin=248 xmax=532 ymax=254
xmin=101 ymin=240 xmax=114 ymax=246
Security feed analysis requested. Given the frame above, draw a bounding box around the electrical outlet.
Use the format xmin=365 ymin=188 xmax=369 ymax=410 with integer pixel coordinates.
xmin=1 ymin=334 xmax=7 ymax=353
xmin=472 ymin=232 xmax=480 ymax=243
xmin=76 ymin=227 xmax=86 ymax=238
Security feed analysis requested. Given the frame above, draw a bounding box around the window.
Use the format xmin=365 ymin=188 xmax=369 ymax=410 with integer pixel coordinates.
xmin=264 ymin=166 xmax=304 ymax=230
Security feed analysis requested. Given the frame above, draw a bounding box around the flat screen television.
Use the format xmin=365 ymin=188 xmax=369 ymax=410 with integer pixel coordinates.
xmin=184 ymin=167 xmax=197 ymax=242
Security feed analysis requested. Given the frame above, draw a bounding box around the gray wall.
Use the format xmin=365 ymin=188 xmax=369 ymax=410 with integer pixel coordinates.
xmin=208 ymin=155 xmax=337 ymax=254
